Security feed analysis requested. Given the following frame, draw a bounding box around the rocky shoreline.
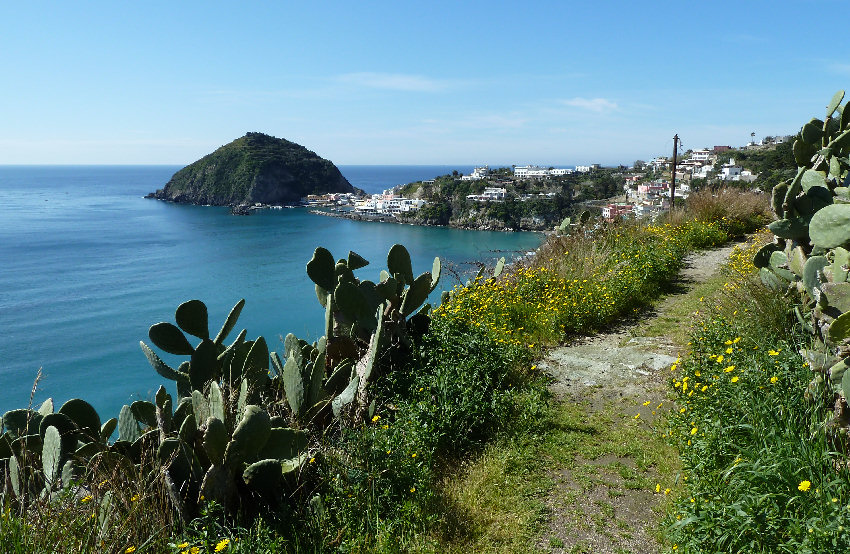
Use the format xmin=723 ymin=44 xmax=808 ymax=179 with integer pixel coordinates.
xmin=309 ymin=208 xmax=549 ymax=233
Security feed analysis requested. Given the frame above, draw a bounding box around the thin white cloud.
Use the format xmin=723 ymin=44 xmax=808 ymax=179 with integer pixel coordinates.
xmin=828 ymin=62 xmax=850 ymax=75
xmin=560 ymin=97 xmax=619 ymax=113
xmin=336 ymin=72 xmax=454 ymax=92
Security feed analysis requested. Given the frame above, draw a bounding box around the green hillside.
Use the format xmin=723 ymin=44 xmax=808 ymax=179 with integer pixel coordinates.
xmin=147 ymin=132 xmax=354 ymax=206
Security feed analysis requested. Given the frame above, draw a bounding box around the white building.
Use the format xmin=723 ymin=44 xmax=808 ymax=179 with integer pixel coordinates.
xmin=353 ymin=197 xmax=379 ymax=215
xmin=694 ymin=164 xmax=714 ymax=178
xmin=513 ymin=165 xmax=549 ymax=178
xmin=466 ymin=187 xmax=507 ymax=202
xmin=353 ymin=195 xmax=425 ymax=216
xmin=677 ymin=159 xmax=703 ymax=173
xmin=461 ymin=166 xmax=491 ymax=181
xmin=514 ymin=165 xmax=574 ymax=178
xmin=379 ymin=198 xmax=426 ymax=214
xmin=648 ymin=157 xmax=670 ymax=171
xmin=739 ymin=169 xmax=758 ymax=183
xmin=691 ymin=149 xmax=713 ymax=162
xmin=720 ymin=159 xmax=742 ymax=180
xmin=514 ymin=165 xmax=540 ymax=178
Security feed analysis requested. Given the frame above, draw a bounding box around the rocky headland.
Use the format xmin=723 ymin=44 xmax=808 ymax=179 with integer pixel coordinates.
xmin=146 ymin=132 xmax=355 ymax=207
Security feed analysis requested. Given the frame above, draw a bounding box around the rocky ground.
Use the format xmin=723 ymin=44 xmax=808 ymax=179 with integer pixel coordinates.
xmin=534 ymin=242 xmax=741 ymax=554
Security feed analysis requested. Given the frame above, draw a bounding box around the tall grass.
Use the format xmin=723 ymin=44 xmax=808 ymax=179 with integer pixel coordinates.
xmin=684 ymin=188 xmax=771 ymax=237
xmin=437 ymin=188 xmax=769 ymax=349
xmin=0 ymin=458 xmax=176 ymax=553
xmin=436 ymin=219 xmax=725 ymax=348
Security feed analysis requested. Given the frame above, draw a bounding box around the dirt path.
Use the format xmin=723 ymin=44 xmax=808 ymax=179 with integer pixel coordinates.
xmin=534 ymin=242 xmax=740 ymax=554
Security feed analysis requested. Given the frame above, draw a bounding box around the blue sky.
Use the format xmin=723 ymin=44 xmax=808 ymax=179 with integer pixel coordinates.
xmin=1 ymin=1 xmax=848 ymax=166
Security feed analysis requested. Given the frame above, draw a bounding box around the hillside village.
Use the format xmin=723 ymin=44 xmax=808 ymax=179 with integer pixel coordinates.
xmin=303 ymin=134 xmax=795 ymax=230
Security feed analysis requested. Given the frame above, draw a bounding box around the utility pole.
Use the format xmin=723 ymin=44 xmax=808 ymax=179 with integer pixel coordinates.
xmin=670 ymin=134 xmax=679 ymax=209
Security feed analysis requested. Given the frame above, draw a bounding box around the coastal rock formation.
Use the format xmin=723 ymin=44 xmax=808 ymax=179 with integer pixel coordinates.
xmin=146 ymin=132 xmax=354 ymax=206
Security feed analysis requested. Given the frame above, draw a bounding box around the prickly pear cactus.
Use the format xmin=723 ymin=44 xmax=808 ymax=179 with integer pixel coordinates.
xmin=0 ymin=398 xmax=110 ymax=505
xmin=139 ymin=298 xmax=254 ymax=397
xmin=302 ymin=244 xmax=441 ymax=423
xmin=754 ymin=89 xmax=850 ymax=432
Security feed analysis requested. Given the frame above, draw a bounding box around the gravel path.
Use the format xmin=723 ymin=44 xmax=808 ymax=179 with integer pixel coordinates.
xmin=535 ymin=241 xmax=741 ymax=554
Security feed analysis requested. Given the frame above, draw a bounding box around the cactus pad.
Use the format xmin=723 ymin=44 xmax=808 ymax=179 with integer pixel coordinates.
xmin=176 ymin=299 xmax=209 ymax=340
xmin=242 ymin=458 xmax=283 ymax=493
xmin=203 ymin=416 xmax=228 ymax=466
xmin=767 ymin=218 xmax=809 ymax=239
xmin=149 ymin=322 xmax=195 ymax=355
xmin=42 ymin=425 xmax=62 ymax=486
xmin=225 ymin=405 xmax=271 ymax=467
xmin=189 ymin=339 xmax=220 ymax=390
xmin=307 ymin=247 xmax=336 ymax=292
xmin=387 ymin=244 xmax=414 ymax=285
xmin=810 ymin=204 xmax=850 ymax=248
xmin=213 ymin=298 xmax=245 ymax=346
xmin=346 ymin=251 xmax=369 ymax=271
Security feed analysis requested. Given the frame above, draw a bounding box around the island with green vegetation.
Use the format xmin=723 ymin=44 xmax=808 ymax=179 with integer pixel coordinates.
xmin=146 ymin=132 xmax=355 ymax=208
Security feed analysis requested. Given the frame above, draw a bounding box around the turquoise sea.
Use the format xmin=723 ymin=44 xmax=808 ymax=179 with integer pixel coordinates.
xmin=0 ymin=165 xmax=543 ymax=420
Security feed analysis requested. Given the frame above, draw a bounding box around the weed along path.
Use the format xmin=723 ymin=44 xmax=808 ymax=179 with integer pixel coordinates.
xmin=534 ymin=241 xmax=742 ymax=554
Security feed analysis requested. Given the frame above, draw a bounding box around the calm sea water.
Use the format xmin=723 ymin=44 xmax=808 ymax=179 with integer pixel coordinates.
xmin=0 ymin=165 xmax=541 ymax=420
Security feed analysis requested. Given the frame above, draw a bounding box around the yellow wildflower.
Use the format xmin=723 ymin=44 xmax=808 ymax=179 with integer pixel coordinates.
xmin=215 ymin=538 xmax=230 ymax=552
xmin=798 ymin=480 xmax=812 ymax=492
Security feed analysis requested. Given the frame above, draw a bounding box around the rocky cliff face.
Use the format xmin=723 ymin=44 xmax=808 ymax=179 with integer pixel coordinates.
xmin=147 ymin=132 xmax=354 ymax=206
